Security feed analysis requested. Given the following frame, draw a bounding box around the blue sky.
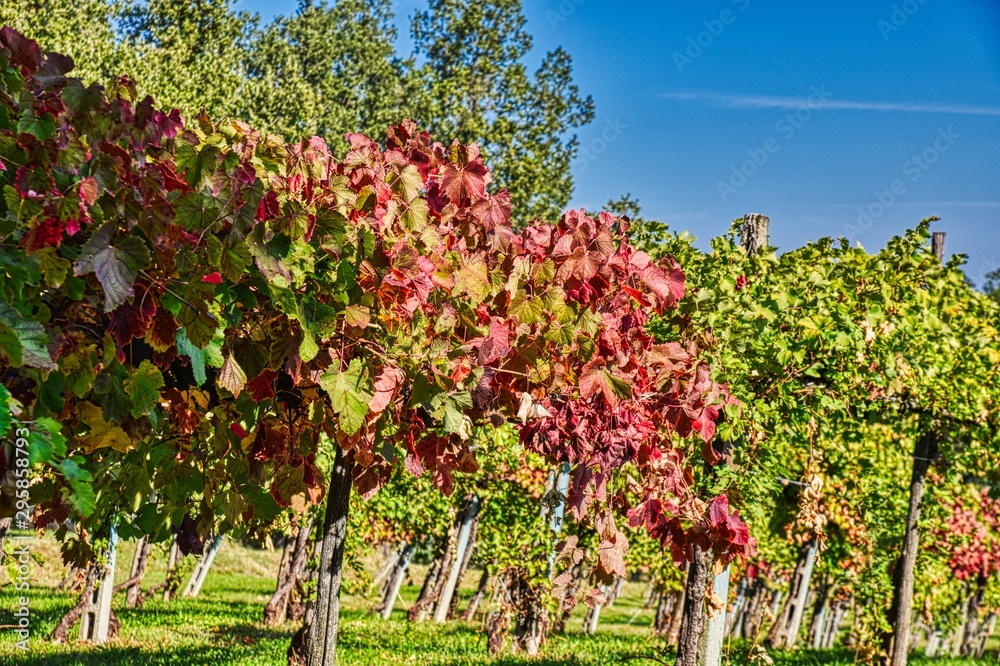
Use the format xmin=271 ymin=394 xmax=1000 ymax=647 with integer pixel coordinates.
xmin=239 ymin=0 xmax=1000 ymax=285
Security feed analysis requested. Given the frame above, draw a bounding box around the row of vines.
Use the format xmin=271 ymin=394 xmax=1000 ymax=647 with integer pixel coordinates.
xmin=2 ymin=27 xmax=1000 ymax=666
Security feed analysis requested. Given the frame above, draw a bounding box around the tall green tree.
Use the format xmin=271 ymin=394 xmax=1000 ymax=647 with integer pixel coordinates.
xmin=983 ymin=266 xmax=1000 ymax=305
xmin=409 ymin=0 xmax=594 ymax=222
xmin=243 ymin=0 xmax=405 ymax=151
xmin=2 ymin=0 xmax=252 ymax=121
xmin=117 ymin=0 xmax=254 ymax=120
xmin=0 ymin=0 xmax=123 ymax=86
xmin=4 ymin=0 xmax=595 ymax=216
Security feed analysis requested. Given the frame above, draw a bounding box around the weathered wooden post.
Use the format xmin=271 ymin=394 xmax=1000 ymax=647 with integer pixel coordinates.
xmin=770 ymin=538 xmax=819 ymax=648
xmin=698 ymin=213 xmax=770 ymax=666
xmin=546 ymin=462 xmax=571 ymax=579
xmin=700 ymin=565 xmax=730 ymax=662
xmin=306 ymin=446 xmax=354 ymax=666
xmin=162 ymin=536 xmax=183 ymax=602
xmin=125 ymin=536 xmax=151 ymax=608
xmin=932 ymin=231 xmax=946 ymax=263
xmin=183 ymin=534 xmax=223 ymax=598
xmin=435 ymin=495 xmax=480 ymax=622
xmin=808 ymin=583 xmax=830 ymax=649
xmin=380 ymin=543 xmax=414 ymax=620
xmin=80 ymin=524 xmax=118 ymax=643
xmin=886 ymin=230 xmax=945 ymax=666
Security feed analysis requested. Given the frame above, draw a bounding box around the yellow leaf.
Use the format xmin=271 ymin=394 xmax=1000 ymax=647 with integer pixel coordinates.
xmin=77 ymin=402 xmax=132 ymax=453
xmin=185 ymin=389 xmax=211 ymax=411
xmin=218 ymin=354 xmax=247 ymax=397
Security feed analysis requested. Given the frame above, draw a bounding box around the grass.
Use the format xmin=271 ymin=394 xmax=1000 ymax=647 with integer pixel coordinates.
xmin=0 ymin=533 xmax=996 ymax=665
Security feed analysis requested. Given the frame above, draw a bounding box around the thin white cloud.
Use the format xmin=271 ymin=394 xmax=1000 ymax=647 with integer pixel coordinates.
xmin=659 ymin=91 xmax=1000 ymax=117
xmin=895 ymin=201 xmax=1000 ymax=208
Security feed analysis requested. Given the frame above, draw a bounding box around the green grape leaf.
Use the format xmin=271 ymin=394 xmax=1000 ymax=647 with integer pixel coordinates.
xmin=17 ymin=108 xmax=54 ymax=140
xmin=59 ymin=458 xmax=96 ymax=516
xmin=174 ymin=192 xmax=221 ymax=231
xmin=177 ymin=329 xmax=208 ymax=385
xmin=509 ymin=293 xmax=544 ymax=324
xmin=0 ymin=305 xmax=55 ymax=369
xmin=0 ymin=385 xmax=10 ymax=438
xmin=124 ymin=360 xmax=164 ymax=417
xmin=320 ymin=358 xmax=373 ymax=436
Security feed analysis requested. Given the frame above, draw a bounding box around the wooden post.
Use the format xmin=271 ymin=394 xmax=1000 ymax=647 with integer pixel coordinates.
xmin=973 ymin=612 xmax=995 ymax=657
xmin=552 ymin=463 xmax=570 ymax=533
xmin=163 ymin=537 xmax=182 ymax=602
xmin=125 ymin=536 xmax=151 ymax=608
xmin=408 ymin=553 xmax=445 ymax=622
xmin=726 ymin=577 xmax=748 ymax=639
xmin=183 ymin=534 xmax=223 ymax=598
xmin=268 ymin=518 xmax=315 ymax=625
xmin=924 ymin=630 xmax=941 ymax=656
xmin=887 ymin=232 xmax=945 ymax=666
xmin=740 ymin=213 xmax=770 ymax=256
xmin=700 ymin=565 xmax=730 ymax=666
xmin=372 ymin=547 xmax=402 ymax=591
xmin=81 ymin=524 xmax=118 ymax=644
xmin=824 ymin=600 xmax=846 ymax=648
xmin=774 ymin=539 xmax=818 ymax=648
xmin=585 ymin=590 xmax=604 ymax=634
xmin=740 ymin=579 xmax=765 ymax=639
xmin=809 ymin=583 xmax=830 ymax=649
xmin=546 ymin=462 xmax=571 ymax=579
xmin=932 ymin=231 xmax=946 ymax=263
xmin=666 ymin=583 xmax=687 ymax=647
xmin=689 ymin=212 xmax=771 ymax=665
xmin=380 ymin=544 xmax=414 ymax=620
xmin=460 ymin=570 xmax=490 ymax=621
xmin=435 ymin=495 xmax=480 ymax=622
xmin=607 ymin=576 xmax=625 ymax=607
xmin=306 ymin=446 xmax=354 ymax=666
xmin=959 ymin=574 xmax=987 ymax=656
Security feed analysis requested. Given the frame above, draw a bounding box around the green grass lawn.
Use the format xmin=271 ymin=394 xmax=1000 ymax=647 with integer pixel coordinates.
xmin=0 ymin=533 xmax=995 ymax=665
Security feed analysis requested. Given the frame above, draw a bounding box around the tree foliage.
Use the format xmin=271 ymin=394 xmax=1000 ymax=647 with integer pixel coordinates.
xmin=2 ymin=0 xmax=593 ymax=221
xmin=0 ymin=31 xmax=739 ymax=587
xmin=410 ymin=0 xmax=594 ymax=222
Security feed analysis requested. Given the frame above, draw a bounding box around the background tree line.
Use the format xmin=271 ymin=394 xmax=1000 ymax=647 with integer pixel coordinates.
xmin=1 ymin=0 xmax=593 ymax=223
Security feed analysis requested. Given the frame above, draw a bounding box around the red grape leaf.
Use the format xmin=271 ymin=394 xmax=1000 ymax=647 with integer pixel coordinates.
xmin=579 ymin=361 xmax=632 ymax=408
xmin=369 ymin=366 xmax=404 ymax=414
xmin=246 ymin=368 xmax=278 ymax=402
xmin=641 ymin=262 xmax=686 ymax=309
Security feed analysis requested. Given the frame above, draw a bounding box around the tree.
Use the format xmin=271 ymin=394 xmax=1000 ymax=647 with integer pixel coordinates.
xmin=0 ymin=0 xmax=123 ymax=86
xmin=116 ymin=0 xmax=254 ymax=119
xmin=0 ymin=1 xmax=254 ymax=122
xmin=409 ymin=0 xmax=594 ymax=222
xmin=983 ymin=267 xmax=1000 ymax=306
xmin=4 ymin=0 xmax=595 ymax=220
xmin=242 ymin=0 xmax=406 ymax=151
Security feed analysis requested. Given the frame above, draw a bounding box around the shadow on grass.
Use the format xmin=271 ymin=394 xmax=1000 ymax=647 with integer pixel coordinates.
xmin=208 ymin=622 xmax=296 ymax=642
xmin=14 ymin=645 xmax=265 ymax=666
xmin=765 ymin=648 xmax=857 ymax=666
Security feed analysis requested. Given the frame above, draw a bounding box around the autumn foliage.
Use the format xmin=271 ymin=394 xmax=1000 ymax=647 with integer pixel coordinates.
xmin=0 ymin=26 xmax=752 ymax=577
